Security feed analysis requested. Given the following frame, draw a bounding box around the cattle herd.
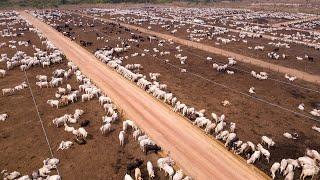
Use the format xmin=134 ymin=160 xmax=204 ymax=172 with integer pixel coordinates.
xmin=1 ymin=6 xmax=320 ymax=180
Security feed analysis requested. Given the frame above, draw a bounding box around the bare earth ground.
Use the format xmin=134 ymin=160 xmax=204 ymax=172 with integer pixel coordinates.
xmin=94 ymin=12 xmax=320 ymax=77
xmin=35 ymin=11 xmax=320 ymax=179
xmin=0 ymin=16 xmax=166 ymax=180
xmin=1 ymin=7 xmax=319 ymax=179
xmin=20 ymin=11 xmax=269 ymax=179
xmin=137 ymin=21 xmax=320 ymax=75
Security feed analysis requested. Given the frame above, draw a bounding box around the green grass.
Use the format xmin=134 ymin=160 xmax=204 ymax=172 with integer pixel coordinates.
xmin=0 ymin=0 xmax=13 ymax=7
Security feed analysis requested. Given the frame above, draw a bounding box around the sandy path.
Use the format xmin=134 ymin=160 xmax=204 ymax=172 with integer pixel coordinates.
xmin=271 ymin=16 xmax=320 ymax=35
xmin=272 ymin=16 xmax=320 ymax=27
xmin=20 ymin=11 xmax=269 ymax=180
xmin=93 ymin=12 xmax=320 ymax=48
xmin=78 ymin=13 xmax=320 ymax=85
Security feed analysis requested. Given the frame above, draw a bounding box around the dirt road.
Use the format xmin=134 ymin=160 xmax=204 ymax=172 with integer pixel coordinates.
xmin=105 ymin=12 xmax=320 ymax=48
xmin=271 ymin=16 xmax=320 ymax=35
xmin=272 ymin=16 xmax=320 ymax=27
xmin=78 ymin=13 xmax=320 ymax=85
xmin=20 ymin=11 xmax=269 ymax=180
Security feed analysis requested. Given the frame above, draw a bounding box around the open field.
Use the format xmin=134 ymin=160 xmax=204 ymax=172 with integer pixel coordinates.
xmin=1 ymin=5 xmax=320 ymax=180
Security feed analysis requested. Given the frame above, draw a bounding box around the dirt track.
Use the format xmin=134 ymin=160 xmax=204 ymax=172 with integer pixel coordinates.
xmin=272 ymin=16 xmax=320 ymax=27
xmin=77 ymin=13 xmax=320 ymax=85
xmin=267 ymin=15 xmax=320 ymax=46
xmin=20 ymin=11 xmax=270 ymax=180
xmin=0 ymin=16 xmax=167 ymax=179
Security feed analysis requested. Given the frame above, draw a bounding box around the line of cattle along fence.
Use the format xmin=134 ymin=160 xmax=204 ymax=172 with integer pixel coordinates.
xmin=92 ymin=21 xmax=320 ymax=123
xmin=83 ymin=13 xmax=320 ymax=86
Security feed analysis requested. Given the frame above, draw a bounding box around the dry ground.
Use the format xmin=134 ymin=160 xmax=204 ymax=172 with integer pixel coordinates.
xmin=40 ymin=11 xmax=320 ymax=179
xmin=97 ymin=12 xmax=320 ymax=76
xmin=0 ymin=15 xmax=166 ymax=180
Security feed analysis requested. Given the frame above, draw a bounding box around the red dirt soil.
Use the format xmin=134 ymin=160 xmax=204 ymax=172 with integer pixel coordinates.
xmin=0 ymin=14 xmax=167 ymax=180
xmin=35 ymin=11 xmax=320 ymax=179
xmin=21 ymin=11 xmax=270 ymax=179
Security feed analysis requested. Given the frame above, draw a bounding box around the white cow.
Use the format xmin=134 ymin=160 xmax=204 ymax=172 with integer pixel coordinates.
xmin=119 ymin=131 xmax=125 ymax=146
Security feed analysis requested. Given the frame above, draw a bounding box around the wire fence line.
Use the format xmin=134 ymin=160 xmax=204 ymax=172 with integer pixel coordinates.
xmin=88 ymin=13 xmax=320 ymax=93
xmin=5 ymin=19 xmax=60 ymax=176
xmin=177 ymin=43 xmax=320 ymax=94
xmin=96 ymin=26 xmax=320 ymax=123
xmin=24 ymin=71 xmax=61 ymax=176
